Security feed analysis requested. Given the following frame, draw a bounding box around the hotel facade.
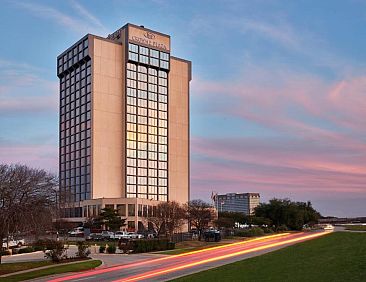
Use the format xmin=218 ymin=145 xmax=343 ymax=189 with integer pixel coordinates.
xmin=57 ymin=23 xmax=191 ymax=231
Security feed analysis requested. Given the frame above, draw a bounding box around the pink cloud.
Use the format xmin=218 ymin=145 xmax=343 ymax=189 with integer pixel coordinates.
xmin=0 ymin=143 xmax=58 ymax=173
xmin=190 ymin=69 xmax=366 ymax=217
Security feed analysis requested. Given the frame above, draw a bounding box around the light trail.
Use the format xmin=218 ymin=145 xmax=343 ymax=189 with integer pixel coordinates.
xmin=115 ymin=232 xmax=329 ymax=282
xmin=49 ymin=232 xmax=292 ymax=282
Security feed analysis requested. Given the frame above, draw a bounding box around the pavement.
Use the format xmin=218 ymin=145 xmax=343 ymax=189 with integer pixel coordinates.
xmin=30 ymin=231 xmax=330 ymax=282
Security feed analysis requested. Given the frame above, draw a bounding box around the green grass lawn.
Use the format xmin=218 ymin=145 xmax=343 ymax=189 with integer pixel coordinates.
xmin=0 ymin=260 xmax=102 ymax=282
xmin=172 ymin=232 xmax=366 ymax=282
xmin=344 ymin=225 xmax=366 ymax=231
xmin=0 ymin=261 xmax=53 ymax=275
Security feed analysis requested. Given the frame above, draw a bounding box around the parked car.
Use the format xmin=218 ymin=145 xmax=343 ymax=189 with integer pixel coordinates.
xmin=113 ymin=231 xmax=130 ymax=240
xmin=68 ymin=227 xmax=84 ymax=237
xmin=145 ymin=232 xmax=157 ymax=239
xmin=101 ymin=231 xmax=115 ymax=240
xmin=86 ymin=233 xmax=104 ymax=241
xmin=127 ymin=232 xmax=144 ymax=239
xmin=2 ymin=237 xmax=25 ymax=248
xmin=203 ymin=230 xmax=221 ymax=242
xmin=323 ymin=224 xmax=335 ymax=231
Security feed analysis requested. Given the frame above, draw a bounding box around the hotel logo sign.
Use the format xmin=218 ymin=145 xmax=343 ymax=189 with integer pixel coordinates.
xmin=144 ymin=31 xmax=155 ymax=40
xmin=129 ymin=26 xmax=170 ymax=52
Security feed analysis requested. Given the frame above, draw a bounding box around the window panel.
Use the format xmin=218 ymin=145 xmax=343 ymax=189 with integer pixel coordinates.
xmin=124 ymin=58 xmax=169 ymax=201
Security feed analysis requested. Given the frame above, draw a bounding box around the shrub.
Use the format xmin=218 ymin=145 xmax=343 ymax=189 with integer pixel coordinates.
xmin=18 ymin=247 xmax=35 ymax=254
xmin=234 ymin=227 xmax=265 ymax=237
xmin=76 ymin=241 xmax=90 ymax=258
xmin=122 ymin=239 xmax=175 ymax=253
xmin=277 ymin=225 xmax=288 ymax=232
xmin=43 ymin=240 xmax=67 ymax=262
xmin=34 ymin=245 xmax=44 ymax=251
xmin=1 ymin=250 xmax=11 ymax=256
xmin=106 ymin=244 xmax=116 ymax=254
xmin=262 ymin=227 xmax=274 ymax=234
xmin=99 ymin=246 xmax=106 ymax=253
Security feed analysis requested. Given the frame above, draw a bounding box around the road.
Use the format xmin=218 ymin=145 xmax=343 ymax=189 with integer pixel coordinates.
xmin=42 ymin=231 xmax=329 ymax=282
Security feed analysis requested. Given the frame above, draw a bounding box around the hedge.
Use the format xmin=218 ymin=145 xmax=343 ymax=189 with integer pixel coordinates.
xmin=119 ymin=239 xmax=175 ymax=253
xmin=234 ymin=227 xmax=265 ymax=237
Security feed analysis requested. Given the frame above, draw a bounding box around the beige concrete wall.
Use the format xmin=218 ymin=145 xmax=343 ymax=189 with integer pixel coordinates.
xmin=91 ymin=37 xmax=125 ymax=199
xmin=168 ymin=58 xmax=190 ymax=205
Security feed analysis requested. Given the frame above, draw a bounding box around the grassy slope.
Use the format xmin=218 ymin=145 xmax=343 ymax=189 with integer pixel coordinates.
xmin=173 ymin=232 xmax=366 ymax=282
xmin=0 ymin=260 xmax=102 ymax=282
xmin=0 ymin=261 xmax=53 ymax=275
xmin=344 ymin=225 xmax=366 ymax=231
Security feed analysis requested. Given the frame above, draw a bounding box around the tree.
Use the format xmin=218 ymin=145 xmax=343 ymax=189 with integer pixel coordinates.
xmin=148 ymin=201 xmax=186 ymax=240
xmin=186 ymin=200 xmax=215 ymax=240
xmin=254 ymin=198 xmax=321 ymax=231
xmin=214 ymin=217 xmax=235 ymax=229
xmin=95 ymin=207 xmax=126 ymax=232
xmin=0 ymin=164 xmax=58 ymax=263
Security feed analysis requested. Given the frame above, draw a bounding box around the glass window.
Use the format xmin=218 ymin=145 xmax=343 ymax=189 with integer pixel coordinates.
xmin=127 ymin=221 xmax=135 ymax=230
xmin=140 ymin=46 xmax=149 ymax=55
xmin=129 ymin=52 xmax=138 ymax=62
xmin=129 ymin=44 xmax=138 ymax=53
xmin=128 ymin=204 xmax=136 ymax=216
xmin=117 ymin=204 xmax=126 ymax=216
xmin=150 ymin=58 xmax=159 ymax=67
xmin=127 ymin=158 xmax=137 ymax=166
xmin=150 ymin=49 xmax=159 ymax=58
xmin=138 ymin=65 xmax=147 ymax=73
xmin=139 ymin=55 xmax=149 ymax=64
xmin=160 ymin=52 xmax=169 ymax=61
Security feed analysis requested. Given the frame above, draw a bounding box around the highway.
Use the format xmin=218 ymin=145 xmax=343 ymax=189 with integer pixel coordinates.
xmin=47 ymin=231 xmax=329 ymax=282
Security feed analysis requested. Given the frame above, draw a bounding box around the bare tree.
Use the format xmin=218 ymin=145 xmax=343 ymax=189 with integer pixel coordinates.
xmin=148 ymin=201 xmax=186 ymax=240
xmin=186 ymin=200 xmax=215 ymax=240
xmin=0 ymin=164 xmax=58 ymax=263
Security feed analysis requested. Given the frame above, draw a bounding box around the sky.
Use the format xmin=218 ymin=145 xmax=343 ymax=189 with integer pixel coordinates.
xmin=0 ymin=0 xmax=365 ymax=217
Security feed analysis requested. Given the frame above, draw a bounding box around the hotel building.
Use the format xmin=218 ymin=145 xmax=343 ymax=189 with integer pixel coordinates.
xmin=214 ymin=193 xmax=260 ymax=215
xmin=57 ymin=23 xmax=191 ymax=231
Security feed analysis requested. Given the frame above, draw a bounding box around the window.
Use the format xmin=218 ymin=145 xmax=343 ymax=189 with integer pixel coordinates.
xmin=128 ymin=204 xmax=135 ymax=216
xmin=125 ymin=51 xmax=169 ymax=202
xmin=117 ymin=204 xmax=126 ymax=216
xmin=127 ymin=221 xmax=135 ymax=230
xmin=129 ymin=44 xmax=138 ymax=53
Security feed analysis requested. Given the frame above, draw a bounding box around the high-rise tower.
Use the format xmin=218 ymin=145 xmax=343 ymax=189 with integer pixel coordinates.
xmin=57 ymin=24 xmax=191 ymax=231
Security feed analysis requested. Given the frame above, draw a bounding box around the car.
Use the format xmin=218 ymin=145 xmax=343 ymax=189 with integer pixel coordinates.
xmin=86 ymin=233 xmax=104 ymax=241
xmin=127 ymin=232 xmax=144 ymax=239
xmin=68 ymin=227 xmax=84 ymax=237
xmin=203 ymin=230 xmax=221 ymax=242
xmin=113 ymin=231 xmax=130 ymax=240
xmin=323 ymin=224 xmax=335 ymax=231
xmin=2 ymin=237 xmax=25 ymax=248
xmin=101 ymin=231 xmax=115 ymax=240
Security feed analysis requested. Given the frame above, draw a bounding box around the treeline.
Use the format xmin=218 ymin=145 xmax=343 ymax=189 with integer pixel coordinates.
xmin=216 ymin=198 xmax=321 ymax=231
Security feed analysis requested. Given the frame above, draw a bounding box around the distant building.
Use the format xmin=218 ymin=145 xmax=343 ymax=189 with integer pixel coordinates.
xmin=214 ymin=193 xmax=260 ymax=215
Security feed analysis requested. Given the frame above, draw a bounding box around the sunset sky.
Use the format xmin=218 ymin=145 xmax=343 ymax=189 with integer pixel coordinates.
xmin=0 ymin=0 xmax=365 ymax=217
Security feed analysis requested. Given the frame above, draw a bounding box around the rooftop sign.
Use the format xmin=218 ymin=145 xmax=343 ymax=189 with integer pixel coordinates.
xmin=128 ymin=26 xmax=170 ymax=52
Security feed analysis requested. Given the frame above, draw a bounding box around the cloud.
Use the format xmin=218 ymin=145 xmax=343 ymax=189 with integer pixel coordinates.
xmin=15 ymin=1 xmax=107 ymax=35
xmin=70 ymin=0 xmax=106 ymax=31
xmin=0 ymin=141 xmax=58 ymax=173
xmin=190 ymin=67 xmax=366 ymax=216
xmin=0 ymin=59 xmax=58 ymax=115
